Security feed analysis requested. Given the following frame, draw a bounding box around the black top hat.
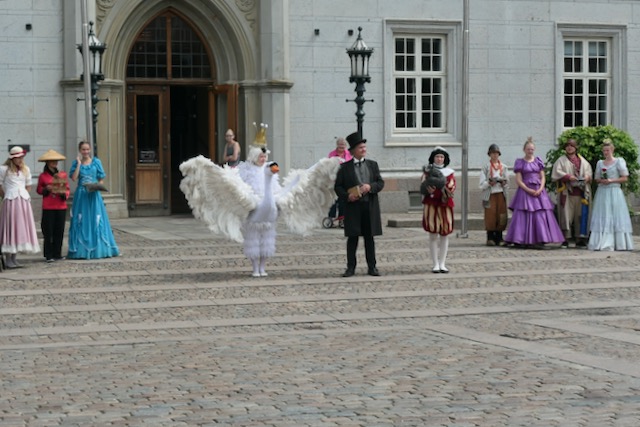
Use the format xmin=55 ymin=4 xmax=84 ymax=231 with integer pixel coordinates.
xmin=346 ymin=132 xmax=367 ymax=151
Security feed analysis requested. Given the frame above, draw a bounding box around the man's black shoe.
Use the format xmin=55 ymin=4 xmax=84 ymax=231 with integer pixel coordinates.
xmin=368 ymin=268 xmax=380 ymax=276
xmin=342 ymin=269 xmax=355 ymax=277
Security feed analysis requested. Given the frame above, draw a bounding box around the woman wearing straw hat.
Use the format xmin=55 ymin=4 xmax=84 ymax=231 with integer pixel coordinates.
xmin=0 ymin=146 xmax=41 ymax=268
xmin=36 ymin=149 xmax=70 ymax=262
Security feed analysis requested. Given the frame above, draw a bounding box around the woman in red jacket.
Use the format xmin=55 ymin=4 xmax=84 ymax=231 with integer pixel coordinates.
xmin=36 ymin=150 xmax=69 ymax=262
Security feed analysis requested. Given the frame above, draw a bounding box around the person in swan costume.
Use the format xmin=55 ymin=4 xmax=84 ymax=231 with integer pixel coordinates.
xmin=179 ymin=124 xmax=340 ymax=277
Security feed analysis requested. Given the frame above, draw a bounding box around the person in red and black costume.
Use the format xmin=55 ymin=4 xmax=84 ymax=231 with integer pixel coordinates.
xmin=36 ymin=150 xmax=70 ymax=262
xmin=422 ymin=147 xmax=456 ymax=273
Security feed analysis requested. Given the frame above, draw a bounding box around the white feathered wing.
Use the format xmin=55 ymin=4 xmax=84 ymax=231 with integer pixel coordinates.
xmin=179 ymin=155 xmax=258 ymax=242
xmin=276 ymin=157 xmax=341 ymax=235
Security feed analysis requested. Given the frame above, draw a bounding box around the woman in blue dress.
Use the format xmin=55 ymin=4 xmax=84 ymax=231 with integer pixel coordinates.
xmin=67 ymin=141 xmax=120 ymax=259
xmin=588 ymin=139 xmax=634 ymax=251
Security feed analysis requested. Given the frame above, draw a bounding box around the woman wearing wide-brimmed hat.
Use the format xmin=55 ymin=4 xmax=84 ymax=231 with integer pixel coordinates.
xmin=0 ymin=146 xmax=41 ymax=268
xmin=36 ymin=149 xmax=70 ymax=262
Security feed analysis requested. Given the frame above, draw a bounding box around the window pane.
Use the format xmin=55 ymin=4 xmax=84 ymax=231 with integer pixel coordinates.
xmin=407 ymin=94 xmax=416 ymax=110
xmin=598 ymin=95 xmax=606 ymax=110
xmin=433 ymin=95 xmax=441 ymax=110
xmin=136 ymin=95 xmax=160 ymax=163
xmin=407 ymin=112 xmax=416 ymax=128
xmin=422 ymin=56 xmax=431 ymax=72
xmin=564 ymin=41 xmax=573 ymax=56
xmin=564 ymin=79 xmax=573 ymax=94
xmin=127 ymin=14 xmax=211 ymax=79
xmin=433 ymin=112 xmax=442 ymax=127
xmin=598 ymin=58 xmax=607 ymax=73
xmin=564 ymin=41 xmax=583 ymax=73
xmin=432 ymin=38 xmax=441 ymax=54
xmin=423 ymin=96 xmax=431 ymax=110
xmin=598 ymin=79 xmax=607 ymax=94
xmin=562 ymin=36 xmax=611 ymax=130
xmin=432 ymin=56 xmax=441 ymax=72
xmin=407 ymin=56 xmax=415 ymax=72
xmin=407 ymin=78 xmax=416 ymax=93
xmin=573 ymin=58 xmax=582 ymax=73
xmin=171 ymin=16 xmax=211 ymax=78
xmin=407 ymin=38 xmax=415 ymax=54
xmin=392 ymin=32 xmax=447 ymax=132
xmin=564 ymin=96 xmax=573 ymax=110
xmin=423 ymin=112 xmax=431 ymax=128
xmin=127 ymin=17 xmax=168 ymax=78
xmin=433 ymin=79 xmax=441 ymax=93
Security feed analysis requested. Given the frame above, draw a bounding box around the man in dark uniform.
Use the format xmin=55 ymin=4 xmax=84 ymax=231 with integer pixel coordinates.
xmin=334 ymin=132 xmax=385 ymax=277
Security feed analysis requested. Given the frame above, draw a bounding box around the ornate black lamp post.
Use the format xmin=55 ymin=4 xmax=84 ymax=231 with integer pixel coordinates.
xmin=346 ymin=27 xmax=373 ymax=138
xmin=77 ymin=22 xmax=106 ymax=157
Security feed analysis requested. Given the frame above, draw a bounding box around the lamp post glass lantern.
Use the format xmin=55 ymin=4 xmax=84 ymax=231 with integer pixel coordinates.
xmin=77 ymin=21 xmax=106 ymax=157
xmin=346 ymin=27 xmax=373 ymax=138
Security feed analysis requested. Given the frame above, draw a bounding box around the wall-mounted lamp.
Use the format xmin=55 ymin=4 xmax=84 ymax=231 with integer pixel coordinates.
xmin=314 ymin=28 xmax=320 ymax=36
xmin=25 ymin=23 xmax=32 ymax=31
xmin=348 ymin=29 xmax=354 ymax=36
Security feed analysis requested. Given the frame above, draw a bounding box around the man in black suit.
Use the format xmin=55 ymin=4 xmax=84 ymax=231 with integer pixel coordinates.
xmin=334 ymin=132 xmax=385 ymax=277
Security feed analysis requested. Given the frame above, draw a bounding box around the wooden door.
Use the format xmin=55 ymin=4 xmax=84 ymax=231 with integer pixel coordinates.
xmin=126 ymin=85 xmax=170 ymax=216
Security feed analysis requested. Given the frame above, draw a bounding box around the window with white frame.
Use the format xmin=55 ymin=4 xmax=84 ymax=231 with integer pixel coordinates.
xmin=563 ymin=38 xmax=611 ymax=128
xmin=394 ymin=35 xmax=446 ymax=132
xmin=384 ymin=21 xmax=461 ymax=146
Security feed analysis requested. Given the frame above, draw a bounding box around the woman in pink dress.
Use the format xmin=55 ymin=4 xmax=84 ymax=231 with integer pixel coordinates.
xmin=0 ymin=146 xmax=40 ymax=268
xmin=327 ymin=137 xmax=353 ymax=220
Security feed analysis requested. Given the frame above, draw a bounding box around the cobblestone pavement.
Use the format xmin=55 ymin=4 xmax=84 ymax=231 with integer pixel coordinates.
xmin=1 ymin=215 xmax=640 ymax=426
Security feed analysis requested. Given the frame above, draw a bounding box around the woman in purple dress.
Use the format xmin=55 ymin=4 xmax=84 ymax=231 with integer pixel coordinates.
xmin=504 ymin=137 xmax=564 ymax=248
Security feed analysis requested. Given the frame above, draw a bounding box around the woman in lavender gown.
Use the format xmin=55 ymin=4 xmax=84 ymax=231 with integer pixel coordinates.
xmin=504 ymin=137 xmax=564 ymax=248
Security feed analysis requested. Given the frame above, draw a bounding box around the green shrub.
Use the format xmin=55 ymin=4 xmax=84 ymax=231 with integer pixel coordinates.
xmin=544 ymin=125 xmax=640 ymax=197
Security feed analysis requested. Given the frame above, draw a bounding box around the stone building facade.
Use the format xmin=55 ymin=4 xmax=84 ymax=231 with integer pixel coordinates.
xmin=1 ymin=0 xmax=639 ymax=218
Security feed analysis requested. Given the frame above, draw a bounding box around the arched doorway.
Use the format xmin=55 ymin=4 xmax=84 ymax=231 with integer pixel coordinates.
xmin=125 ymin=9 xmax=238 ymax=216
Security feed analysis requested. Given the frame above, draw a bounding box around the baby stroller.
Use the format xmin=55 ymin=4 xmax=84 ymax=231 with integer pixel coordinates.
xmin=322 ymin=199 xmax=344 ymax=228
xmin=322 ymin=214 xmax=344 ymax=229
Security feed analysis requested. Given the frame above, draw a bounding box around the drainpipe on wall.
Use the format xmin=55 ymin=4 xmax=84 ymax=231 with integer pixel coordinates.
xmin=79 ymin=0 xmax=94 ymax=152
xmin=458 ymin=0 xmax=470 ymax=238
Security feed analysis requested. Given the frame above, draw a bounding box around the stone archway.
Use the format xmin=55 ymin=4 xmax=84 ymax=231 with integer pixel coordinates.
xmin=92 ymin=0 xmax=258 ymax=216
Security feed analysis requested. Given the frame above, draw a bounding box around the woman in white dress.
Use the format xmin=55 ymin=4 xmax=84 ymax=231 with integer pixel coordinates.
xmin=588 ymin=139 xmax=634 ymax=251
xmin=0 ymin=146 xmax=40 ymax=268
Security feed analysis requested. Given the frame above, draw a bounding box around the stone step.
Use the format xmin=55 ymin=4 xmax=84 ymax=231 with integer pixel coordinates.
xmin=386 ymin=212 xmax=486 ymax=229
